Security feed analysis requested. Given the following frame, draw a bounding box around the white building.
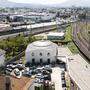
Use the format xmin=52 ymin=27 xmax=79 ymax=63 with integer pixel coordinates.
xmin=47 ymin=32 xmax=65 ymax=40
xmin=0 ymin=49 xmax=5 ymax=67
xmin=25 ymin=40 xmax=58 ymax=64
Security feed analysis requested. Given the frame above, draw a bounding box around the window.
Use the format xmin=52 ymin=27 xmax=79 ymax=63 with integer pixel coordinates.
xmin=40 ymin=53 xmax=42 ymax=56
xmin=32 ymin=58 xmax=35 ymax=63
xmin=47 ymin=52 xmax=50 ymax=56
xmin=40 ymin=58 xmax=43 ymax=63
xmin=47 ymin=58 xmax=50 ymax=64
xmin=31 ymin=52 xmax=34 ymax=56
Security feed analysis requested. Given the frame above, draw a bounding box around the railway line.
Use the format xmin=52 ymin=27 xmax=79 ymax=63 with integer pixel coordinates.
xmin=0 ymin=21 xmax=65 ymax=39
xmin=72 ymin=22 xmax=90 ymax=60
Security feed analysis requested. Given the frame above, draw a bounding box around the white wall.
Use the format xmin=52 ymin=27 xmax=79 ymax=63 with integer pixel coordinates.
xmin=0 ymin=54 xmax=5 ymax=66
xmin=26 ymin=48 xmax=57 ymax=63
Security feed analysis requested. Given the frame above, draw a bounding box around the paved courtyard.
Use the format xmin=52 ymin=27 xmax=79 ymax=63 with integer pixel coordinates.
xmin=51 ymin=67 xmax=63 ymax=90
xmin=57 ymin=46 xmax=72 ymax=63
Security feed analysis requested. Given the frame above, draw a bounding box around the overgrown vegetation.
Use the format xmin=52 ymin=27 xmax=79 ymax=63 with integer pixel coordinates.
xmin=68 ymin=42 xmax=79 ymax=54
xmin=64 ymin=25 xmax=72 ymax=42
xmin=66 ymin=76 xmax=71 ymax=90
xmin=65 ymin=25 xmax=79 ymax=54
xmin=0 ymin=34 xmax=37 ymax=61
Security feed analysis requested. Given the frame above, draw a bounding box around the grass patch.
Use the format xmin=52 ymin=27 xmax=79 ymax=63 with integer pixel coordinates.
xmin=64 ymin=25 xmax=72 ymax=42
xmin=68 ymin=42 xmax=79 ymax=54
xmin=64 ymin=25 xmax=79 ymax=54
xmin=66 ymin=77 xmax=71 ymax=90
xmin=34 ymin=36 xmax=45 ymax=40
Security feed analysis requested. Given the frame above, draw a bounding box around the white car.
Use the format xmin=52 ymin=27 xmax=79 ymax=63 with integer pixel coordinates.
xmin=14 ymin=68 xmax=22 ymax=79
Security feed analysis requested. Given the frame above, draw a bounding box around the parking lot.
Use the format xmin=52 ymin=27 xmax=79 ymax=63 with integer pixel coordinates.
xmin=5 ymin=60 xmax=67 ymax=90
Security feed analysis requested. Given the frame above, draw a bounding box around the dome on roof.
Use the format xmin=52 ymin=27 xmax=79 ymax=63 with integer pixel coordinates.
xmin=32 ymin=40 xmax=52 ymax=47
xmin=25 ymin=40 xmax=58 ymax=64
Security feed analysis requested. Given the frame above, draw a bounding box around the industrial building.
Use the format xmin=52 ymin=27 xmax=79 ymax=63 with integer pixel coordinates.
xmin=25 ymin=40 xmax=58 ymax=64
xmin=47 ymin=32 xmax=65 ymax=40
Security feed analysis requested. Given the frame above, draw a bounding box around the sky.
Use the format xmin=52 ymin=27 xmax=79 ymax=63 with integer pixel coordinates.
xmin=0 ymin=0 xmax=89 ymax=7
xmin=8 ymin=0 xmax=69 ymax=5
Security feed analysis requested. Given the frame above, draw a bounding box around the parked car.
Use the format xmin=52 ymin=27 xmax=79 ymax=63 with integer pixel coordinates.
xmin=36 ymin=73 xmax=42 ymax=78
xmin=7 ymin=64 xmax=16 ymax=69
xmin=14 ymin=68 xmax=20 ymax=76
xmin=5 ymin=70 xmax=11 ymax=75
xmin=42 ymin=70 xmax=50 ymax=75
xmin=6 ymin=68 xmax=12 ymax=72
xmin=22 ymin=70 xmax=32 ymax=77
xmin=11 ymin=62 xmax=17 ymax=65
xmin=44 ymin=75 xmax=51 ymax=80
xmin=34 ymin=78 xmax=41 ymax=83
xmin=62 ymin=83 xmax=66 ymax=87
xmin=40 ymin=79 xmax=44 ymax=83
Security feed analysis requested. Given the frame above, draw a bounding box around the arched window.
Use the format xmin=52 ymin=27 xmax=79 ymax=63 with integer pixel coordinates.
xmin=32 ymin=58 xmax=35 ymax=63
xmin=47 ymin=52 xmax=50 ymax=56
xmin=47 ymin=58 xmax=50 ymax=64
xmin=40 ymin=58 xmax=43 ymax=63
xmin=40 ymin=53 xmax=42 ymax=56
xmin=31 ymin=52 xmax=34 ymax=56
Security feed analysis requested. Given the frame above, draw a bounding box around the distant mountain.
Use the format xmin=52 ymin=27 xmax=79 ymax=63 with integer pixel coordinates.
xmin=53 ymin=0 xmax=90 ymax=7
xmin=0 ymin=0 xmax=46 ymax=8
xmin=0 ymin=0 xmax=90 ymax=8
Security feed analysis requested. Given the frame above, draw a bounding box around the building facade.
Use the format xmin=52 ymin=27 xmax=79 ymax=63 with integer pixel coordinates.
xmin=25 ymin=40 xmax=58 ymax=64
xmin=47 ymin=32 xmax=65 ymax=40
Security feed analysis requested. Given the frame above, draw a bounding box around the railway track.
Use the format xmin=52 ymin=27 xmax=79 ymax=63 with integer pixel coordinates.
xmin=72 ymin=22 xmax=90 ymax=60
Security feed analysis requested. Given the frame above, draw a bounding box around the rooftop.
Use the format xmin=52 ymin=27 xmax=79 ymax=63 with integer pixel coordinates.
xmin=32 ymin=40 xmax=52 ymax=47
xmin=26 ymin=40 xmax=58 ymax=51
xmin=47 ymin=32 xmax=65 ymax=37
